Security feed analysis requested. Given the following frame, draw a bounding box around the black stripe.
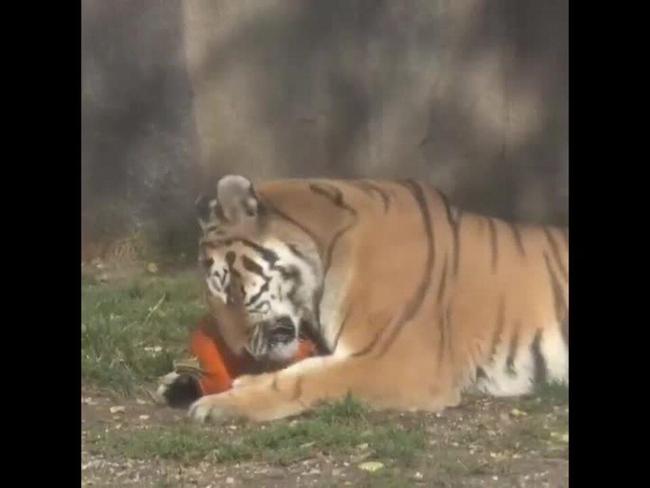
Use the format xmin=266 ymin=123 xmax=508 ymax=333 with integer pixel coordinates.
xmin=244 ymin=281 xmax=270 ymax=307
xmin=436 ymin=253 xmax=448 ymax=305
xmin=376 ymin=180 xmax=435 ymax=357
xmin=250 ymin=300 xmax=270 ymax=313
xmin=272 ymin=264 xmax=300 ymax=281
xmin=309 ymin=183 xmax=344 ymax=207
xmin=530 ymin=330 xmax=547 ymax=385
xmin=265 ymin=202 xmax=321 ymax=245
xmin=285 ymin=270 xmax=303 ymax=308
xmin=543 ymin=227 xmax=568 ymax=283
xmin=201 ymin=236 xmax=280 ymax=267
xmin=438 ymin=190 xmax=462 ymax=276
xmin=544 ymin=252 xmax=569 ymax=337
xmin=486 ymin=218 xmax=499 ymax=274
xmin=308 ymin=182 xmax=359 ymax=334
xmin=437 ymin=306 xmax=453 ymax=368
xmin=239 ymin=239 xmax=279 ymax=266
xmin=350 ymin=181 xmax=391 ymax=213
xmin=214 ymin=268 xmax=229 ymax=288
xmin=507 ymin=222 xmax=526 ymax=257
xmin=489 ymin=296 xmax=506 ymax=360
xmin=308 ymin=183 xmax=358 ymax=271
xmin=286 ymin=243 xmax=320 ymax=290
xmin=286 ymin=243 xmax=308 ymax=261
xmin=352 ymin=327 xmax=387 ymax=357
xmin=241 ymin=255 xmax=266 ymax=278
xmin=437 ymin=310 xmax=446 ymax=367
xmin=505 ymin=323 xmax=520 ymax=376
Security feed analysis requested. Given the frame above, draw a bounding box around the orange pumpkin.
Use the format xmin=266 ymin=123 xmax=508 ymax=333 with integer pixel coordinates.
xmin=189 ymin=315 xmax=318 ymax=395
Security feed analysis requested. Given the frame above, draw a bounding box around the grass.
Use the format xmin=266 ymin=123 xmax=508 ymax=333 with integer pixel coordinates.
xmin=81 ymin=271 xmax=204 ymax=396
xmin=82 ymin=272 xmax=568 ymax=483
xmin=86 ymin=396 xmax=426 ymax=466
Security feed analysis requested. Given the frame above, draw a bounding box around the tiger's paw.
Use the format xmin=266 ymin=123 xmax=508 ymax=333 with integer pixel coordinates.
xmin=156 ymin=372 xmax=202 ymax=409
xmin=188 ymin=393 xmax=238 ymax=423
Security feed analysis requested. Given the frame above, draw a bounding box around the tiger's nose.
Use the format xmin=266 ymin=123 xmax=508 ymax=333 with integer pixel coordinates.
xmin=267 ymin=316 xmax=297 ymax=345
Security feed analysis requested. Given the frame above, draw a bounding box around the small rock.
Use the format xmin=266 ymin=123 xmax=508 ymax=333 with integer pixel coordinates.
xmin=110 ymin=406 xmax=125 ymax=414
xmin=510 ymin=408 xmax=527 ymax=417
xmin=355 ymin=443 xmax=369 ymax=450
xmin=266 ymin=468 xmax=285 ymax=479
xmin=306 ymin=469 xmax=321 ymax=475
xmin=225 ymin=477 xmax=235 ymax=484
xmin=147 ymin=263 xmax=159 ymax=274
xmin=139 ymin=415 xmax=150 ymax=421
xmin=492 ymin=476 xmax=499 ymax=481
xmin=412 ymin=472 xmax=424 ymax=481
xmin=358 ymin=461 xmax=384 ymax=473
xmin=136 ymin=399 xmax=147 ymax=405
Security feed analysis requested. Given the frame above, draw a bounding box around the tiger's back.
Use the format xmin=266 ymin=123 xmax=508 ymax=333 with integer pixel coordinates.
xmin=261 ymin=178 xmax=568 ymax=395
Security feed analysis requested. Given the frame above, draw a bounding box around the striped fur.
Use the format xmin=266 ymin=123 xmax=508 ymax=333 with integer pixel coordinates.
xmin=184 ymin=176 xmax=568 ymax=422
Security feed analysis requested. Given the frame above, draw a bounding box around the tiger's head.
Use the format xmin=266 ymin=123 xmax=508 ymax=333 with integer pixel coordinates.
xmin=195 ymin=175 xmax=323 ymax=363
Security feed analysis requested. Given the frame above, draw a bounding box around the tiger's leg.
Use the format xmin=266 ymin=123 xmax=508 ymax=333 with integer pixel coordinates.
xmin=188 ymin=352 xmax=460 ymax=422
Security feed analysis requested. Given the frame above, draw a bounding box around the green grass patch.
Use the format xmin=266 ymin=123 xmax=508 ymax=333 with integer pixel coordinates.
xmin=87 ymin=397 xmax=426 ymax=466
xmin=536 ymin=381 xmax=569 ymax=403
xmin=81 ymin=272 xmax=204 ymax=396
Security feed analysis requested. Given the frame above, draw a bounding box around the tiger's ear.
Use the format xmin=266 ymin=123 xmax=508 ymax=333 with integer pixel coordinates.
xmin=195 ymin=193 xmax=219 ymax=231
xmin=215 ymin=175 xmax=259 ymax=224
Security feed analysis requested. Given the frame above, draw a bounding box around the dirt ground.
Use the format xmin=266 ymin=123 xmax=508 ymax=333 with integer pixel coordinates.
xmin=81 ymin=268 xmax=568 ymax=487
xmin=82 ymin=386 xmax=568 ymax=488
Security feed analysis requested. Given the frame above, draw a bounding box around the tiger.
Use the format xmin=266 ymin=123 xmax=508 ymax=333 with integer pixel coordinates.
xmin=164 ymin=174 xmax=568 ymax=423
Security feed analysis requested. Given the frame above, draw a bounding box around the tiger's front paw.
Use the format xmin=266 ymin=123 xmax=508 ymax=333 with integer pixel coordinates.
xmin=188 ymin=393 xmax=237 ymax=423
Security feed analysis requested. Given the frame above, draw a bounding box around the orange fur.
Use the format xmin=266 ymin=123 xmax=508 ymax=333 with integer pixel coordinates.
xmin=159 ymin=176 xmax=568 ymax=423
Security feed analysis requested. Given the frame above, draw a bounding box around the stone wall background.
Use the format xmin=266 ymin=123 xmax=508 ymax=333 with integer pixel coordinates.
xmin=82 ymin=0 xmax=567 ymax=262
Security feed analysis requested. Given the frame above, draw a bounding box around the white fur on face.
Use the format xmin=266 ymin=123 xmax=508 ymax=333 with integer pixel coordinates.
xmin=202 ymin=237 xmax=322 ymax=356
